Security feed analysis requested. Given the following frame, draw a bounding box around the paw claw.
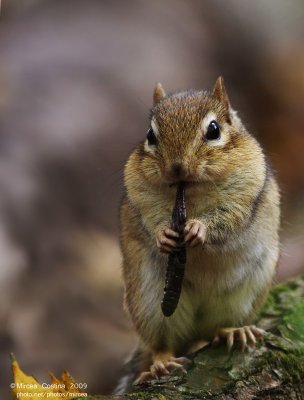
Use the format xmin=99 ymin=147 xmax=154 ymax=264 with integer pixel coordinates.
xmin=212 ymin=335 xmax=220 ymax=346
xmin=134 ymin=371 xmax=154 ymax=385
xmin=227 ymin=331 xmax=234 ymax=352
xmin=172 ymin=356 xmax=191 ymax=365
xmin=165 ymin=228 xmax=180 ymax=238
xmin=250 ymin=325 xmax=265 ymax=338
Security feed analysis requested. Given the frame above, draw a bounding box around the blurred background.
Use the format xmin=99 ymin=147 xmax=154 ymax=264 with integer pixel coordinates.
xmin=0 ymin=0 xmax=304 ymax=397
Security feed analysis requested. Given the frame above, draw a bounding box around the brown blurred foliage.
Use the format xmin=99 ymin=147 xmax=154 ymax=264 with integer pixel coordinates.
xmin=0 ymin=0 xmax=303 ymax=397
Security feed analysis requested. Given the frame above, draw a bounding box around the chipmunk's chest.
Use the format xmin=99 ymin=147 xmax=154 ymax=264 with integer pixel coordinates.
xmin=159 ymin=248 xmax=249 ymax=332
xmin=140 ymin=247 xmax=259 ymax=349
xmin=182 ymin=186 xmax=220 ymax=218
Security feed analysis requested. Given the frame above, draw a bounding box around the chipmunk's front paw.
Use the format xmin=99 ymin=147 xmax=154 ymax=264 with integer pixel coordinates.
xmin=156 ymin=226 xmax=180 ymax=254
xmin=213 ymin=325 xmax=265 ymax=352
xmin=184 ymin=219 xmax=207 ymax=247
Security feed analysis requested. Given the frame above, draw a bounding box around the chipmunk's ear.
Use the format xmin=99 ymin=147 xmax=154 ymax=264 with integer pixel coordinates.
xmin=212 ymin=76 xmax=230 ymax=110
xmin=153 ymin=83 xmax=166 ymax=105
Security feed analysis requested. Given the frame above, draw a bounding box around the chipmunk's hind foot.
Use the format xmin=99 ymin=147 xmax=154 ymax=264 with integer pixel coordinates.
xmin=213 ymin=325 xmax=265 ymax=352
xmin=134 ymin=356 xmax=190 ymax=384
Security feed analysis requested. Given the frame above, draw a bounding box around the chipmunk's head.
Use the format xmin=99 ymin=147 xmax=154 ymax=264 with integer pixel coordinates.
xmin=141 ymin=77 xmax=250 ymax=186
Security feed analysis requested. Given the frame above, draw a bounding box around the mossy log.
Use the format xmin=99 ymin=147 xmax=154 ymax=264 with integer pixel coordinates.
xmin=85 ymin=275 xmax=304 ymax=400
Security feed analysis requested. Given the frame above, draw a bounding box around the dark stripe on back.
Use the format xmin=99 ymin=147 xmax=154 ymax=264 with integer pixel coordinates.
xmin=248 ymin=161 xmax=271 ymax=225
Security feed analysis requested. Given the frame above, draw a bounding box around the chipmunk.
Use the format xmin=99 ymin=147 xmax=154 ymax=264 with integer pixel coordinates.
xmin=116 ymin=77 xmax=280 ymax=393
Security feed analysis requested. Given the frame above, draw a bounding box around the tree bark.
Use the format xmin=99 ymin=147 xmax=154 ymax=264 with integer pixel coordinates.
xmin=85 ymin=275 xmax=304 ymax=400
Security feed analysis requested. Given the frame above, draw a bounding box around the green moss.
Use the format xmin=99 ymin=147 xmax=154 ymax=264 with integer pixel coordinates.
xmin=280 ymin=302 xmax=304 ymax=343
xmin=264 ymin=350 xmax=304 ymax=383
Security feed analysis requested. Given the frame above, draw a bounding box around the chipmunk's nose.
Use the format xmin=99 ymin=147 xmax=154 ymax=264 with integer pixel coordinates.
xmin=171 ymin=162 xmax=187 ymax=180
xmin=172 ymin=162 xmax=182 ymax=175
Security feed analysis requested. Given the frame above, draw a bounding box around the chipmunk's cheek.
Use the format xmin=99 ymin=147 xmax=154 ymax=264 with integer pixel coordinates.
xmin=195 ymin=161 xmax=209 ymax=181
xmin=142 ymin=161 xmax=163 ymax=185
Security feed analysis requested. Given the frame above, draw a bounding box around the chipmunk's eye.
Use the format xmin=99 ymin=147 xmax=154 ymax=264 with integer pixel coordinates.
xmin=206 ymin=121 xmax=220 ymax=141
xmin=147 ymin=127 xmax=157 ymax=146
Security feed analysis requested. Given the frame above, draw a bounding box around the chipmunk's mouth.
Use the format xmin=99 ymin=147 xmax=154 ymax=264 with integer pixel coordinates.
xmin=169 ymin=180 xmax=199 ymax=188
xmin=184 ymin=181 xmax=199 ymax=188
